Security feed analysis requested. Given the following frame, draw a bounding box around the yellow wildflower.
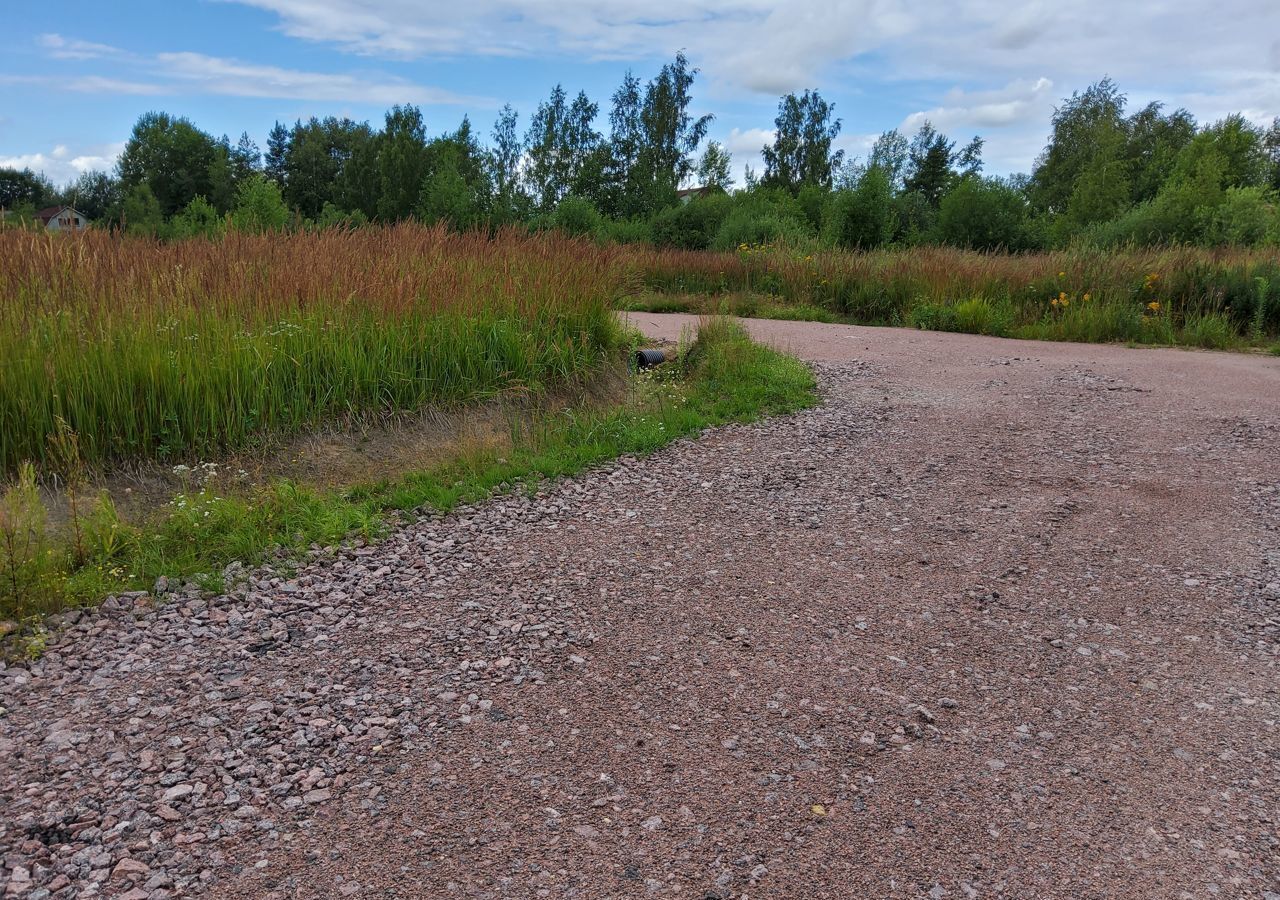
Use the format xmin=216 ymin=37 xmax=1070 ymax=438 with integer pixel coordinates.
xmin=1147 ymin=301 xmax=1161 ymax=312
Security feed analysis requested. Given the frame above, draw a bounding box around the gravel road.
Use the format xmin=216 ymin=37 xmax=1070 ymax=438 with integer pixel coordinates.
xmin=3 ymin=315 xmax=1279 ymax=899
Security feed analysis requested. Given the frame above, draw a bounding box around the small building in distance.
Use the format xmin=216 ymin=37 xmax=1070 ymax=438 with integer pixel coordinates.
xmin=676 ymin=186 xmax=714 ymax=205
xmin=35 ymin=205 xmax=90 ymax=231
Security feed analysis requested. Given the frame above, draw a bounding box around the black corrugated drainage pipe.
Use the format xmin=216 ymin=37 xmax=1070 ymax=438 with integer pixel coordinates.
xmin=634 ymin=348 xmax=666 ymax=369
xmin=632 ymin=348 xmax=665 ymax=368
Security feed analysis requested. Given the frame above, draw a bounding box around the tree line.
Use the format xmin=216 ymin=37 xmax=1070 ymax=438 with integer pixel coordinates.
xmin=3 ymin=60 xmax=1279 ymax=250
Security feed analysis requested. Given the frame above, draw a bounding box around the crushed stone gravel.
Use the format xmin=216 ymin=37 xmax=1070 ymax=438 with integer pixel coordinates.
xmin=3 ymin=315 xmax=1279 ymax=899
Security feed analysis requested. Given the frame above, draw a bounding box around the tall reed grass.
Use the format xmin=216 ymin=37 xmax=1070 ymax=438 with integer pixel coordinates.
xmin=0 ymin=225 xmax=624 ymax=473
xmin=629 ymin=243 xmax=1280 ymax=340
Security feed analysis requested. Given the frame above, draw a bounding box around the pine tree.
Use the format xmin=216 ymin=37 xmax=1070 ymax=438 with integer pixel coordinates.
xmin=264 ymin=121 xmax=290 ymax=185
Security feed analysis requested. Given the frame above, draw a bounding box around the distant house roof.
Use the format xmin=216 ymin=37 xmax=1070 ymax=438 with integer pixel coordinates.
xmin=36 ymin=205 xmax=87 ymax=225
xmin=676 ymin=186 xmax=713 ymax=199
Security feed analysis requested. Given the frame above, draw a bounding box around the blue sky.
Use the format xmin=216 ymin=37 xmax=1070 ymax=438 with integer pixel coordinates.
xmin=4 ymin=0 xmax=1278 ymax=187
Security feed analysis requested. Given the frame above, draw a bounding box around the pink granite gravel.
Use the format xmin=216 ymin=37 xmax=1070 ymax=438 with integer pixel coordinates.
xmin=3 ymin=316 xmax=1278 ymax=899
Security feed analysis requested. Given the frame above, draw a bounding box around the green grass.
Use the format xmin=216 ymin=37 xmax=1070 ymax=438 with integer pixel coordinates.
xmin=900 ymin=294 xmax=1253 ymax=350
xmin=0 ymin=226 xmax=621 ymax=474
xmin=908 ymin=298 xmax=1013 ymax=337
xmin=1 ymin=320 xmax=815 ymax=629
xmin=618 ymin=290 xmax=836 ymax=323
xmin=629 ymin=243 xmax=1280 ymax=350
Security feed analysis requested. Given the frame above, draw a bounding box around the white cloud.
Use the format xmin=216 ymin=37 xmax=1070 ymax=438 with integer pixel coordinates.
xmin=723 ymin=127 xmax=773 ymax=157
xmin=155 ymin=52 xmax=489 ymax=105
xmin=29 ymin=36 xmax=483 ymax=107
xmin=39 ymin=33 xmax=129 ymax=60
xmin=221 ymin=0 xmax=1280 ymax=101
xmin=901 ymin=78 xmax=1056 ymax=134
xmin=0 ymin=142 xmax=125 ymax=185
xmin=224 ymin=0 xmax=912 ymax=91
xmin=67 ymin=76 xmax=167 ymax=96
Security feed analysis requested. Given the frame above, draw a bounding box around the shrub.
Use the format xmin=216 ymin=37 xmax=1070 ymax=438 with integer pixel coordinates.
xmin=122 ymin=184 xmax=164 ymax=236
xmin=649 ymin=194 xmax=731 ymax=250
xmin=891 ymin=191 xmax=936 ymax=245
xmin=170 ymin=195 xmax=225 ymax=240
xmin=822 ymin=167 xmax=894 ymax=250
xmin=1205 ymin=187 xmax=1275 ymax=246
xmin=313 ymin=202 xmax=369 ymax=231
xmin=600 ymin=217 xmax=652 ymax=245
xmin=951 ymin=298 xmax=1013 ymax=336
xmin=550 ymin=195 xmax=603 ymax=237
xmin=712 ymin=203 xmax=813 ymax=251
xmin=936 ymin=177 xmax=1034 ymax=251
xmin=1020 ymin=299 xmax=1146 ymax=344
xmin=796 ymin=184 xmax=827 ymax=233
xmin=230 ymin=175 xmax=289 ymax=234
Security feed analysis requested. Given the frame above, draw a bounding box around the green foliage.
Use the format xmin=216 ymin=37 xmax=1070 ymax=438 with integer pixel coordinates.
xmin=170 ymin=196 xmax=225 ymax=240
xmin=377 ymin=105 xmax=429 ymax=221
xmin=44 ymin=75 xmax=1280 ymax=252
xmin=600 ymin=217 xmax=652 ymax=245
xmin=230 ymin=175 xmax=289 ymax=234
xmin=823 ymin=167 xmax=894 ymax=250
xmin=0 ymin=463 xmax=59 ymax=620
xmin=1018 ymin=298 xmax=1146 ymax=344
xmin=283 ymin=116 xmax=378 ymax=219
xmin=762 ymin=90 xmax=844 ymax=192
xmin=65 ymin=170 xmax=122 ymax=223
xmin=1182 ymin=313 xmax=1238 ymax=349
xmin=904 ymin=121 xmax=957 ymax=207
xmin=550 ymin=195 xmax=604 ymax=237
xmin=1124 ymin=102 xmax=1198 ymax=203
xmin=650 ymin=194 xmax=731 ymax=250
xmin=1059 ymin=147 xmax=1132 ymax=234
xmin=117 ymin=112 xmax=228 ymax=217
xmin=489 ymin=104 xmax=528 ymax=224
xmin=0 ymin=167 xmax=56 ymax=210
xmin=313 ymin=202 xmax=368 ymax=231
xmin=697 ymin=141 xmax=734 ymax=190
xmin=1203 ymin=187 xmax=1276 ymax=246
xmin=1175 ymin=115 xmax=1270 ymax=190
xmin=936 ymin=177 xmax=1034 ymax=251
xmin=417 ymin=147 xmax=482 ymax=229
xmin=712 ymin=203 xmax=812 ymax=251
xmin=634 ymin=52 xmax=713 ymax=215
xmin=1031 ymin=78 xmax=1128 ymax=214
xmin=525 ymin=86 xmax=602 ymax=211
xmin=868 ymin=130 xmax=910 ymax=190
xmin=908 ymin=298 xmax=1012 ymax=336
xmin=892 ymin=191 xmax=936 ymax=245
xmin=122 ymin=183 xmax=164 ymax=236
